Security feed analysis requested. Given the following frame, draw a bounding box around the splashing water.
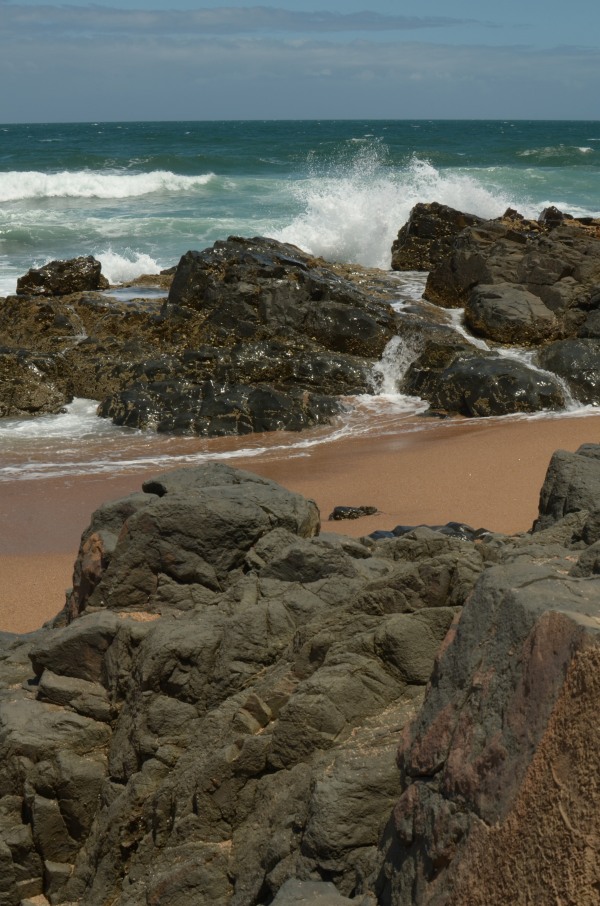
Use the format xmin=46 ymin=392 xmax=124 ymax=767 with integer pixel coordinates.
xmin=276 ymin=152 xmax=517 ymax=270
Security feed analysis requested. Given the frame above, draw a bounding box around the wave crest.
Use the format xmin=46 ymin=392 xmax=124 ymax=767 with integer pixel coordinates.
xmin=0 ymin=169 xmax=216 ymax=202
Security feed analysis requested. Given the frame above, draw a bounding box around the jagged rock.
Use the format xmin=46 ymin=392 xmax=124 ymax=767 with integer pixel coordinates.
xmin=16 ymin=255 xmax=109 ymax=297
xmin=0 ymin=464 xmax=491 ymax=904
xmin=423 ymin=212 xmax=600 ymax=325
xmin=4 ymin=238 xmax=397 ymax=435
xmin=391 ymin=203 xmax=484 ymax=272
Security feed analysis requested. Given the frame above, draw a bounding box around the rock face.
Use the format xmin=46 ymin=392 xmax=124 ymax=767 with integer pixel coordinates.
xmin=2 ymin=238 xmax=400 ymax=431
xmin=374 ymin=442 xmax=600 ymax=906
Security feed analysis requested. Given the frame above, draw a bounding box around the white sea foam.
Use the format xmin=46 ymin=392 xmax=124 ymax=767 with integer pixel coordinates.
xmin=98 ymin=250 xmax=162 ymax=284
xmin=275 ymin=156 xmax=515 ymax=270
xmin=0 ymin=170 xmax=216 ymax=202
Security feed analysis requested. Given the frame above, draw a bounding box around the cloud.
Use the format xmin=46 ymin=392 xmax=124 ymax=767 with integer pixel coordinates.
xmin=0 ymin=4 xmax=487 ymax=38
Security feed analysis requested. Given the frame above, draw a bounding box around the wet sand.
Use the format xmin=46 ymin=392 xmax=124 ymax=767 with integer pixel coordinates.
xmin=2 ymin=412 xmax=600 ymax=633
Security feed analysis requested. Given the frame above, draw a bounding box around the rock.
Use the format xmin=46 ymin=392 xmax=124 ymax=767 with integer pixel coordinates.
xmin=391 ymin=203 xmax=484 ymax=272
xmin=533 ymin=443 xmax=600 ymax=531
xmin=268 ymin=879 xmax=355 ymax=905
xmin=465 ymin=282 xmax=560 ymax=345
xmin=16 ymin=255 xmax=109 ymax=297
xmin=329 ymin=506 xmax=379 ymax=521
xmin=374 ymin=555 xmax=600 ymax=906
xmin=0 ymin=463 xmax=490 ymax=904
xmin=424 ymin=212 xmax=600 ymax=322
xmin=401 ymin=345 xmax=565 ymax=417
xmin=0 ymin=348 xmax=72 ymax=417
xmin=537 ymin=338 xmax=600 ymax=404
xmin=5 ymin=238 xmax=398 ymax=436
xmin=98 ymin=379 xmax=344 ymax=435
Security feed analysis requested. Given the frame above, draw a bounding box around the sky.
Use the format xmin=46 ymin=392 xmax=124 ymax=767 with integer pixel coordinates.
xmin=0 ymin=0 xmax=599 ymax=122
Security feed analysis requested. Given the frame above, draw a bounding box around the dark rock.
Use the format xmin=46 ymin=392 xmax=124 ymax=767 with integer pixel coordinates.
xmin=537 ymin=338 xmax=600 ymax=404
xmin=329 ymin=506 xmax=379 ymax=521
xmin=465 ymin=282 xmax=560 ymax=345
xmin=391 ymin=203 xmax=484 ymax=272
xmin=16 ymin=255 xmax=109 ymax=297
xmin=98 ymin=379 xmax=344 ymax=435
xmin=424 ymin=211 xmax=600 ymax=320
xmin=402 ymin=344 xmax=565 ymax=417
xmin=166 ymin=237 xmax=397 ymax=359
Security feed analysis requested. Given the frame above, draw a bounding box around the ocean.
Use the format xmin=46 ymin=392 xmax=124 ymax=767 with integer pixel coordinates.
xmin=1 ymin=119 xmax=599 ymax=482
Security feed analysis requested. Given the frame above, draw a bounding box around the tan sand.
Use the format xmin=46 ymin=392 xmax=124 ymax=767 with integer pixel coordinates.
xmin=2 ymin=412 xmax=600 ymax=634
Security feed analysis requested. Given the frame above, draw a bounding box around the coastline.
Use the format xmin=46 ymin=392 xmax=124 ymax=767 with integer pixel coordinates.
xmin=3 ymin=410 xmax=600 ymax=634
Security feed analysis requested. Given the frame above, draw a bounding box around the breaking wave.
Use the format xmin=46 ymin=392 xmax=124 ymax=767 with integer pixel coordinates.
xmin=0 ymin=169 xmax=216 ymax=202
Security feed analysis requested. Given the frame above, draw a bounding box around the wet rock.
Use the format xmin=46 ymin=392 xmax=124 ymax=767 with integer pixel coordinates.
xmin=16 ymin=255 xmax=109 ymax=297
xmin=537 ymin=337 xmax=600 ymax=404
xmin=401 ymin=343 xmax=565 ymax=417
xmin=0 ymin=348 xmax=72 ymax=417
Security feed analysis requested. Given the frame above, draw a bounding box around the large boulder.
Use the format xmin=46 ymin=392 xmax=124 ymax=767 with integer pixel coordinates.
xmin=374 ymin=553 xmax=600 ymax=906
xmin=0 ymin=463 xmax=489 ymax=905
xmin=424 ymin=215 xmax=600 ymax=330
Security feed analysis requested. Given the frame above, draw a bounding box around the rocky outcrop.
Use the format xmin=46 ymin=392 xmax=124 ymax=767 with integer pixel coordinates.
xmin=389 ymin=203 xmax=600 ymax=412
xmin=3 ymin=446 xmax=600 ymax=904
xmin=2 ymin=239 xmax=400 ymax=434
xmin=423 ymin=212 xmax=600 ymax=336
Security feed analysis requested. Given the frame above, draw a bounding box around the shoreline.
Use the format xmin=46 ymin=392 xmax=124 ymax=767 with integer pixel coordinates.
xmin=2 ymin=410 xmax=600 ymax=634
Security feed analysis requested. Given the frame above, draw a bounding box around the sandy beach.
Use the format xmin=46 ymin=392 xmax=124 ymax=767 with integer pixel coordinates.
xmin=2 ymin=411 xmax=600 ymax=634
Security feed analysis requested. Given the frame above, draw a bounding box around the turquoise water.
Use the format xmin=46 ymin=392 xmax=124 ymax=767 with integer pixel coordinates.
xmin=1 ymin=120 xmax=599 ymax=294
